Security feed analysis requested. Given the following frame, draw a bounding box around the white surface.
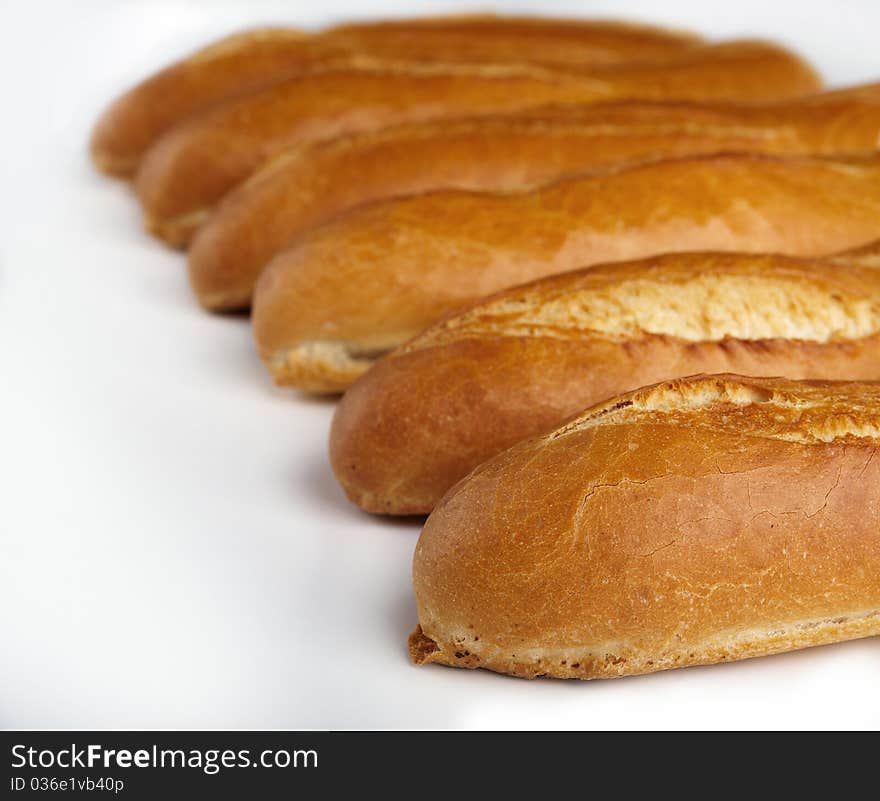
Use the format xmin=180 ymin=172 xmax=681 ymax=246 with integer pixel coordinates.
xmin=2 ymin=0 xmax=880 ymax=730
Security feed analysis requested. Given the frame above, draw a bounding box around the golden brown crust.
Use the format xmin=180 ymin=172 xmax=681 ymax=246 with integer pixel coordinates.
xmin=193 ymin=104 xmax=807 ymax=306
xmin=411 ymin=374 xmax=880 ymax=679
xmin=253 ymin=153 xmax=880 ymax=393
xmin=91 ymin=16 xmax=704 ymax=177
xmin=134 ymin=40 xmax=820 ymax=245
xmin=329 ymin=251 xmax=880 ymax=514
xmin=329 ymin=15 xmax=704 ymax=69
xmin=189 ymin=84 xmax=880 ymax=308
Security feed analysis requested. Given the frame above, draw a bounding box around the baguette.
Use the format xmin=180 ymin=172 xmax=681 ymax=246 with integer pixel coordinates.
xmin=190 ymin=85 xmax=880 ymax=308
xmin=252 ymin=153 xmax=880 ymax=393
xmin=90 ymin=15 xmax=704 ymax=176
xmin=330 ymin=250 xmax=880 ymax=515
xmin=410 ymin=374 xmax=880 ymax=679
xmin=135 ymin=41 xmax=820 ymax=246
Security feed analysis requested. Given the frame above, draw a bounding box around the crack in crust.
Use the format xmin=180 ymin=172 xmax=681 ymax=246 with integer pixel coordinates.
xmin=400 ymin=252 xmax=880 ymax=352
xmin=268 ymin=341 xmax=386 ymax=394
xmin=548 ymin=374 xmax=880 ymax=443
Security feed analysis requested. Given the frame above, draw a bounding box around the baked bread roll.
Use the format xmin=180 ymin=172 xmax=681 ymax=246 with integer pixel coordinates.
xmin=252 ymin=153 xmax=880 ymax=393
xmin=90 ymin=15 xmax=704 ymax=176
xmin=410 ymin=374 xmax=880 ymax=679
xmin=135 ymin=41 xmax=820 ymax=246
xmin=190 ymin=85 xmax=880 ymax=308
xmin=330 ymin=250 xmax=880 ymax=515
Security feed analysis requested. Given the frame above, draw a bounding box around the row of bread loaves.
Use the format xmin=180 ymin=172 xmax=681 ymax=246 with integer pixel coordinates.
xmin=91 ymin=15 xmax=880 ymax=680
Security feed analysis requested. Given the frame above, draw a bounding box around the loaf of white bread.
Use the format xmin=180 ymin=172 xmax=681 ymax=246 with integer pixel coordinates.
xmin=254 ymin=153 xmax=880 ymax=393
xmin=330 ymin=247 xmax=880 ymax=514
xmin=410 ymin=374 xmax=880 ymax=679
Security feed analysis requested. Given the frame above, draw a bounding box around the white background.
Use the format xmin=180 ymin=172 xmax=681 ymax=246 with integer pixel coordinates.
xmin=2 ymin=0 xmax=879 ymax=730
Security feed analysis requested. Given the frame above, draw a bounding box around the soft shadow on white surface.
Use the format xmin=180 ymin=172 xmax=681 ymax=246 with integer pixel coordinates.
xmin=1 ymin=0 xmax=880 ymax=729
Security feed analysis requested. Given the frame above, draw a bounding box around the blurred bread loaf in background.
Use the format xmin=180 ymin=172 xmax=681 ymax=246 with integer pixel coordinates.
xmin=90 ymin=14 xmax=707 ymax=175
xmin=132 ymin=40 xmax=821 ymax=246
xmin=188 ymin=84 xmax=880 ymax=309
